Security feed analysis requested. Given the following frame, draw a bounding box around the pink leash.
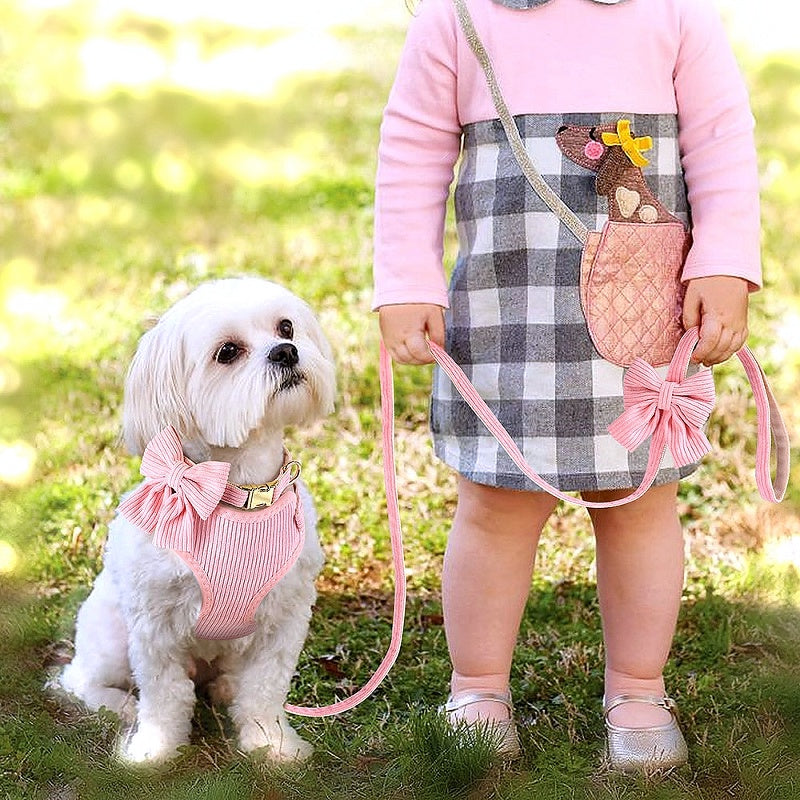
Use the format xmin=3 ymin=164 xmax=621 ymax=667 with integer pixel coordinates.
xmin=284 ymin=342 xmax=407 ymax=716
xmin=285 ymin=326 xmax=789 ymax=716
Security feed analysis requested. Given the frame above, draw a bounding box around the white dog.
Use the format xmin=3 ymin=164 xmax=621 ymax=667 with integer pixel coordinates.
xmin=57 ymin=277 xmax=335 ymax=764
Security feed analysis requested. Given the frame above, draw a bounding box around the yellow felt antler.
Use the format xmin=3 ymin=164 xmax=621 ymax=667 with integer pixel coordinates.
xmin=601 ymin=119 xmax=653 ymax=167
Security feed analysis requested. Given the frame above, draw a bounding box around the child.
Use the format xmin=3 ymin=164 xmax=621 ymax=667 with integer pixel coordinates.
xmin=373 ymin=0 xmax=759 ymax=771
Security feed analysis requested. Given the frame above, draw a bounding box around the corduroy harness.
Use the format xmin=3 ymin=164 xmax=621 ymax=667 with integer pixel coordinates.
xmin=118 ymin=426 xmax=305 ymax=640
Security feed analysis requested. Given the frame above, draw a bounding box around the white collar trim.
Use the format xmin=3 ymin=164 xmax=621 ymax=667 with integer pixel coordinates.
xmin=491 ymin=0 xmax=624 ymax=8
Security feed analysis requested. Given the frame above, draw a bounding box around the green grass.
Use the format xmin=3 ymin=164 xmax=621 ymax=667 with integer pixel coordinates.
xmin=1 ymin=3 xmax=800 ymax=798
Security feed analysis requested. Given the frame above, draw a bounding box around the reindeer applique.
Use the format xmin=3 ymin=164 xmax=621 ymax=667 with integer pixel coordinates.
xmin=553 ymin=119 xmax=690 ymax=367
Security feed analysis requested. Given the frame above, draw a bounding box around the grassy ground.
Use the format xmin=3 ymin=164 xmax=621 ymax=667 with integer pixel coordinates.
xmin=1 ymin=3 xmax=800 ymax=799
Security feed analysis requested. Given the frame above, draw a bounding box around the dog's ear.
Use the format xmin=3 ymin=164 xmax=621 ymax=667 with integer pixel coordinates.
xmin=305 ymin=311 xmax=337 ymax=419
xmin=305 ymin=308 xmax=334 ymax=365
xmin=122 ymin=319 xmax=196 ymax=455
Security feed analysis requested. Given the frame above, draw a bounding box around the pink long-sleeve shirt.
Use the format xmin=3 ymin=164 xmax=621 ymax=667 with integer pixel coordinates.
xmin=372 ymin=0 xmax=762 ymax=309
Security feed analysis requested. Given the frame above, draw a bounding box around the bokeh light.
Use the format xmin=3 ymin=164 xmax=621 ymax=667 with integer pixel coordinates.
xmin=0 ymin=441 xmax=37 ymax=487
xmin=0 ymin=541 xmax=19 ymax=574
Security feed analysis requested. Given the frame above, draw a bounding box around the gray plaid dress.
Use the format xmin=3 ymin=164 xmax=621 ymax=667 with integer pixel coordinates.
xmin=430 ymin=112 xmax=698 ymax=492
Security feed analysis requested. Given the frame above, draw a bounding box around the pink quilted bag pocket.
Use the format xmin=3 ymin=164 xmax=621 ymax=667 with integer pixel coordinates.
xmin=580 ymin=221 xmax=691 ymax=367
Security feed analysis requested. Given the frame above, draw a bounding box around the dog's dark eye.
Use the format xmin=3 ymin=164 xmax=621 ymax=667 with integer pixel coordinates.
xmin=278 ymin=319 xmax=294 ymax=340
xmin=214 ymin=342 xmax=242 ymax=364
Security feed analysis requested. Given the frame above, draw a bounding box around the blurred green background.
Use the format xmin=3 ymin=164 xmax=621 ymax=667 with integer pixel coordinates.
xmin=1 ymin=2 xmax=799 ymax=798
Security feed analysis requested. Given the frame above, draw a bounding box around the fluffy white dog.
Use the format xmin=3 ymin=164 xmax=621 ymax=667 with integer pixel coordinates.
xmin=57 ymin=277 xmax=335 ymax=764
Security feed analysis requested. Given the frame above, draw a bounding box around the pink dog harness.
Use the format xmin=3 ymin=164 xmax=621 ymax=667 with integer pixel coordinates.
xmin=118 ymin=427 xmax=305 ymax=640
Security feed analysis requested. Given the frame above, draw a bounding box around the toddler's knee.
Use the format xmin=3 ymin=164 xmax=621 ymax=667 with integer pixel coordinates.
xmin=455 ymin=478 xmax=555 ymax=532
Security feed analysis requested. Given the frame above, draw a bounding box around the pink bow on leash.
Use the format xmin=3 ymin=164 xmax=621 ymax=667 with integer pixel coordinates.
xmin=118 ymin=426 xmax=231 ymax=550
xmin=608 ymin=358 xmax=716 ymax=468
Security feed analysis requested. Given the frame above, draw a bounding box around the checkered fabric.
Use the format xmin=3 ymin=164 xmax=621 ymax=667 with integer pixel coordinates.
xmin=431 ymin=112 xmax=698 ymax=491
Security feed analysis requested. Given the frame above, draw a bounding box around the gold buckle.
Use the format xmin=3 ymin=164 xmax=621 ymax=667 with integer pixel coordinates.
xmin=240 ymin=461 xmax=301 ymax=510
xmin=242 ymin=484 xmax=276 ymax=510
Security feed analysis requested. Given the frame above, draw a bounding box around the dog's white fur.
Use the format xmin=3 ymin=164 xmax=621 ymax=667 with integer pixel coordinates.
xmin=57 ymin=278 xmax=335 ymax=764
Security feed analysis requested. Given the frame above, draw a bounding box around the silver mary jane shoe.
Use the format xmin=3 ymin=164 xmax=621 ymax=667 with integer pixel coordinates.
xmin=442 ymin=690 xmax=522 ymax=760
xmin=604 ymin=695 xmax=689 ymax=773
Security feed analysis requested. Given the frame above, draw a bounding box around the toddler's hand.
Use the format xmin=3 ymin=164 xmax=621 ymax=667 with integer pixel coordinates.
xmin=682 ymin=276 xmax=749 ymax=366
xmin=379 ymin=303 xmax=445 ymax=365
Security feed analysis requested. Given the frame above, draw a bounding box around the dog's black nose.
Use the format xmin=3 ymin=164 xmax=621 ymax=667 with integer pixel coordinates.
xmin=268 ymin=342 xmax=299 ymax=368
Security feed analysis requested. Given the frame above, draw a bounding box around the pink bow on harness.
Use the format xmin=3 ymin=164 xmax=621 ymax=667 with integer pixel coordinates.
xmin=118 ymin=426 xmax=231 ymax=550
xmin=608 ymin=357 xmax=716 ymax=468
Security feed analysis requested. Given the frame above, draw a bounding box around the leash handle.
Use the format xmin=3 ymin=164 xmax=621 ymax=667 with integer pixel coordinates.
xmin=735 ymin=346 xmax=790 ymax=502
xmin=284 ymin=343 xmax=407 ymax=717
xmin=426 ymin=331 xmax=788 ymax=505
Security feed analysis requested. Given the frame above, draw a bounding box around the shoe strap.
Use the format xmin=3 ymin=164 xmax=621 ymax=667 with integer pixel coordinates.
xmin=604 ymin=694 xmax=678 ymax=722
xmin=444 ymin=691 xmax=513 ymax=715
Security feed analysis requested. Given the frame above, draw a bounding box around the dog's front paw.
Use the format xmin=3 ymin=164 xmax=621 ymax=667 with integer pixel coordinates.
xmin=121 ymin=723 xmax=185 ymax=764
xmin=239 ymin=718 xmax=312 ymax=763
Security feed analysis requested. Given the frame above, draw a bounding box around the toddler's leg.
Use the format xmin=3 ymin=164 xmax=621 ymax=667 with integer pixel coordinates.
xmin=583 ymin=482 xmax=684 ymax=728
xmin=443 ymin=477 xmax=557 ymax=723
